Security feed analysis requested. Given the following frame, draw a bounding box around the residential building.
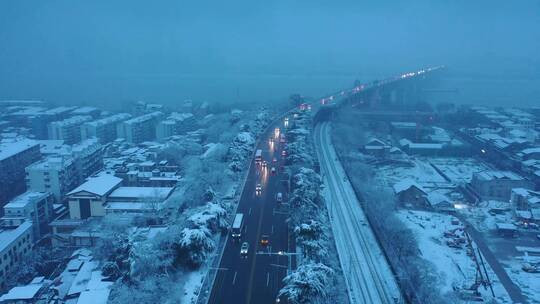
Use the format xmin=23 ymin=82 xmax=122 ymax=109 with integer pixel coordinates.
xmin=47 ymin=115 xmax=92 ymax=144
xmin=70 ymin=106 xmax=101 ymax=118
xmin=1 ymin=191 xmax=54 ymax=240
xmin=0 ymin=221 xmax=33 ymax=289
xmin=511 ymin=188 xmax=540 ymax=223
xmin=392 ymin=179 xmax=428 ymax=207
xmin=117 ymin=112 xmax=163 ymax=143
xmin=28 ymin=106 xmax=77 ymax=139
xmin=471 ymin=170 xmax=534 ymax=201
xmin=66 ymin=174 xmax=122 ymax=219
xmin=25 ymin=157 xmax=78 ymax=203
xmin=72 ymin=138 xmax=103 ymax=181
xmin=80 ymin=113 xmax=131 ymax=143
xmin=156 ymin=112 xmax=195 ymax=140
xmin=0 ymin=139 xmax=41 ymax=210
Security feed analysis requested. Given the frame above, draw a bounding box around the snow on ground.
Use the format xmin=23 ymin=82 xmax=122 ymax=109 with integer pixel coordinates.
xmin=374 ymin=157 xmax=446 ymax=187
xmin=429 ymin=157 xmax=490 ymax=184
xmin=458 ymin=201 xmax=514 ymax=232
xmin=181 ymin=267 xmax=207 ymax=304
xmin=397 ymin=210 xmax=511 ymax=303
xmin=505 ymin=258 xmax=540 ymax=303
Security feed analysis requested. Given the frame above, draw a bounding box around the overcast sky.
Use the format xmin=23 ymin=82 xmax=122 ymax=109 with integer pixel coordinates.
xmin=1 ymin=0 xmax=539 ymax=108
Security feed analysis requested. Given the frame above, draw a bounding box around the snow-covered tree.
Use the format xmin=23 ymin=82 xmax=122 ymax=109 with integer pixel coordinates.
xmin=278 ymin=263 xmax=335 ymax=304
xmin=294 ymin=220 xmax=328 ymax=261
xmin=172 ymin=226 xmax=215 ymax=269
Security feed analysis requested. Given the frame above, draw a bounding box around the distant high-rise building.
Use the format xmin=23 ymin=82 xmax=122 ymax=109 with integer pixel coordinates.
xmin=117 ymin=111 xmax=163 ymax=143
xmin=29 ymin=106 xmax=77 ymax=139
xmin=48 ymin=115 xmax=92 ymax=144
xmin=0 ymin=138 xmax=41 ymax=209
xmin=81 ymin=113 xmax=131 ymax=144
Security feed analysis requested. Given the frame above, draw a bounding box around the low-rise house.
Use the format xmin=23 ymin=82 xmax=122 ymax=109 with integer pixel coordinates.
xmin=362 ymin=138 xmax=391 ymax=156
xmin=0 ymin=279 xmax=49 ymax=303
xmin=66 ymin=174 xmax=122 ymax=219
xmin=471 ymin=170 xmax=533 ymax=201
xmin=393 ymin=179 xmax=428 ymax=207
xmin=511 ymin=188 xmax=540 ymax=223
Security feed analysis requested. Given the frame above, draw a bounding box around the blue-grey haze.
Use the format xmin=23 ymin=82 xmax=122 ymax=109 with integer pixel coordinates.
xmin=0 ymin=0 xmax=539 ymax=109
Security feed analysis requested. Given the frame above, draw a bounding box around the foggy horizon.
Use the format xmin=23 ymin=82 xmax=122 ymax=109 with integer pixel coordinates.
xmin=1 ymin=0 xmax=539 ymax=107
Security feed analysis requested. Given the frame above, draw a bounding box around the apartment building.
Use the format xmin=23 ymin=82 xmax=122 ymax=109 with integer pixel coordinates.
xmin=0 ymin=221 xmax=33 ymax=290
xmin=0 ymin=139 xmax=41 ymax=209
xmin=1 ymin=191 xmax=54 ymax=240
xmin=71 ymin=138 xmax=103 ymax=181
xmin=117 ymin=112 xmax=163 ymax=143
xmin=25 ymin=157 xmax=78 ymax=203
xmin=156 ymin=112 xmax=195 ymax=140
xmin=80 ymin=113 xmax=131 ymax=143
xmin=47 ymin=115 xmax=92 ymax=144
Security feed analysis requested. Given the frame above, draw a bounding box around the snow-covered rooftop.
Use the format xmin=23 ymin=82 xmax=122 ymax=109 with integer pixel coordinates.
xmin=0 ymin=221 xmax=32 ymax=253
xmin=474 ymin=170 xmax=524 ymax=181
xmin=71 ymin=106 xmax=99 ymax=115
xmin=0 ymin=138 xmax=38 ymax=161
xmin=392 ymin=178 xmax=427 ymax=194
xmin=108 ymin=186 xmax=173 ymax=200
xmin=0 ymin=283 xmax=43 ymax=301
xmin=49 ymin=115 xmax=92 ymax=127
xmin=84 ymin=113 xmax=131 ymax=127
xmin=67 ymin=174 xmax=122 ymax=197
xmin=4 ymin=191 xmax=49 ymax=209
xmin=124 ymin=111 xmax=162 ymax=124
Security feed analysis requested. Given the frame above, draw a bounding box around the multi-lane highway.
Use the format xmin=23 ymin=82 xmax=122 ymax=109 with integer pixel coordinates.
xmin=208 ymin=119 xmax=292 ymax=304
xmin=206 ymin=67 xmax=442 ymax=304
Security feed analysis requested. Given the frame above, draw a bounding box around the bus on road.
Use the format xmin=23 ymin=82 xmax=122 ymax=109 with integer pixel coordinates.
xmin=255 ymin=149 xmax=262 ymax=163
xmin=231 ymin=213 xmax=244 ymax=240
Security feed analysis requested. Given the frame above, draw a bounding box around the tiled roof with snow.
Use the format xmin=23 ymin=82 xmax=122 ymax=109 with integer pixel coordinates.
xmin=392 ymin=179 xmax=426 ymax=194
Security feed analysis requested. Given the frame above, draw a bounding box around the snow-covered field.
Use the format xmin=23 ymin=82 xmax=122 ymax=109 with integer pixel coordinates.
xmin=374 ymin=158 xmax=447 ymax=187
xmin=397 ymin=210 xmax=511 ymax=303
xmin=429 ymin=157 xmax=491 ymax=184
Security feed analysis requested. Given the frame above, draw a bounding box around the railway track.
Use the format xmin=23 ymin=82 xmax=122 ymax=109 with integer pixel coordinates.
xmin=315 ymin=122 xmax=398 ymax=304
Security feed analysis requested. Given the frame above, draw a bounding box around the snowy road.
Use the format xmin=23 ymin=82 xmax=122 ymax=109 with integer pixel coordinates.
xmin=315 ymin=122 xmax=401 ymax=304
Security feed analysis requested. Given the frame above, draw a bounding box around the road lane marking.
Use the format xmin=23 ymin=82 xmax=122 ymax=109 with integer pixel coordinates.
xmin=232 ymin=271 xmax=238 ymax=285
xmin=266 ymin=272 xmax=270 ymax=287
xmin=249 ymin=207 xmax=252 ymax=215
xmin=271 ymin=225 xmax=274 ymax=234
